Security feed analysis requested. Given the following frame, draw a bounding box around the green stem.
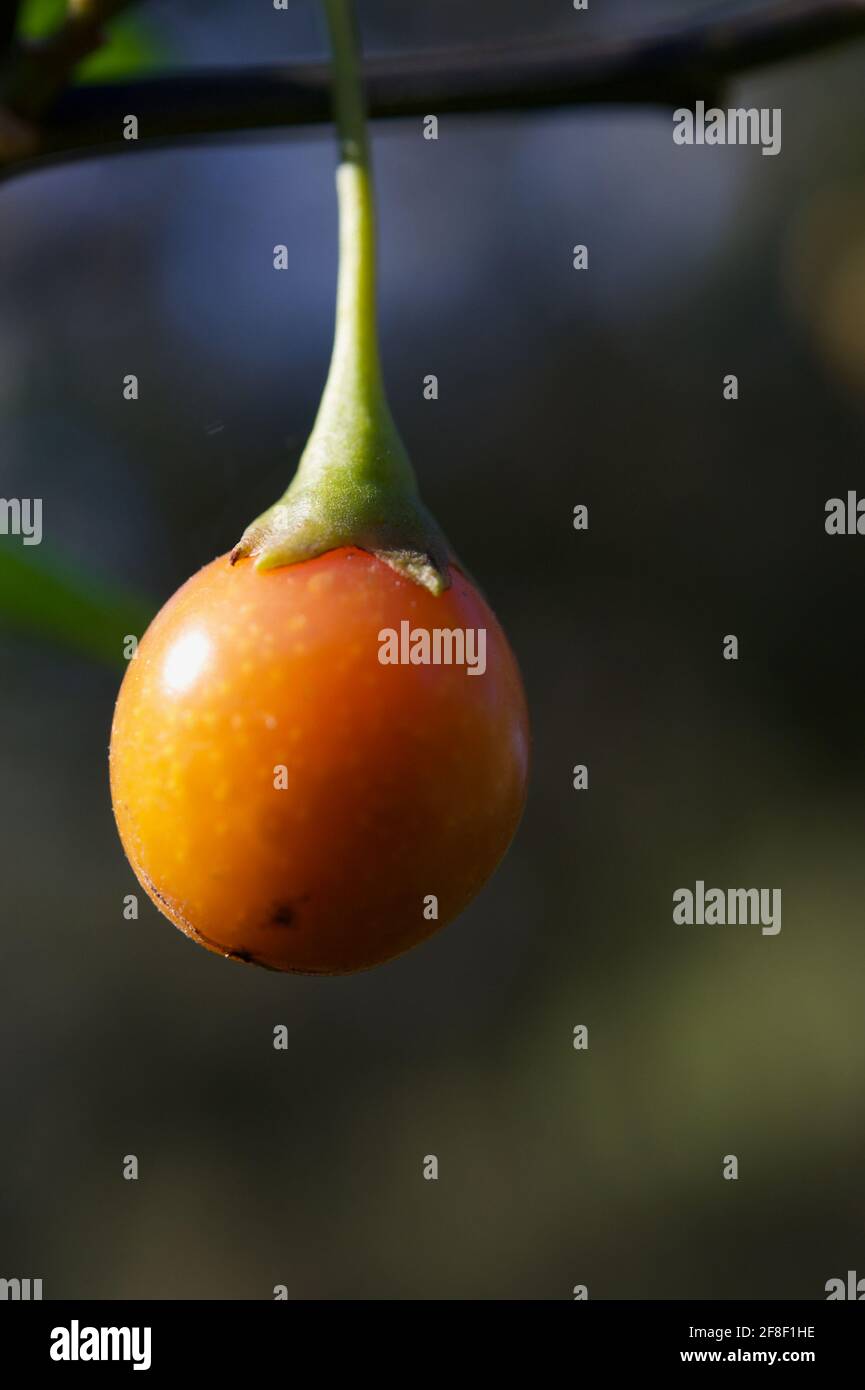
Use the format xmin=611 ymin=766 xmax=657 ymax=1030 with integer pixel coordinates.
xmin=232 ymin=0 xmax=451 ymax=595
xmin=322 ymin=0 xmax=382 ymax=404
xmin=325 ymin=0 xmax=369 ymax=168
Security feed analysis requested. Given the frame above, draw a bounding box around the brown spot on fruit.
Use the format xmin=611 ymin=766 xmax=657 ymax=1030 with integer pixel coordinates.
xmin=271 ymin=902 xmax=298 ymax=928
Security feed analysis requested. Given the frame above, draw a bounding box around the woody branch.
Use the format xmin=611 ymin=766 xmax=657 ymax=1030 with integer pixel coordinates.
xmin=0 ymin=0 xmax=864 ymax=181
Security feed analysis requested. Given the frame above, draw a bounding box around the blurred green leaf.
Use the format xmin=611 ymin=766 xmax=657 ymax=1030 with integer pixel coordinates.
xmin=18 ymin=0 xmax=160 ymax=81
xmin=0 ymin=544 xmax=154 ymax=666
xmin=16 ymin=0 xmax=64 ymax=38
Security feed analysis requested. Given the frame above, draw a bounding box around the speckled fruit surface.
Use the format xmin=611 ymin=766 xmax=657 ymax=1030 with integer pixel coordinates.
xmin=109 ymin=547 xmax=530 ymax=973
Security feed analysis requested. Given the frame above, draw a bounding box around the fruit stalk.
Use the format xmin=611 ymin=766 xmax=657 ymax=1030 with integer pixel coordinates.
xmin=320 ymin=0 xmax=387 ymax=427
xmin=231 ymin=0 xmax=451 ymax=594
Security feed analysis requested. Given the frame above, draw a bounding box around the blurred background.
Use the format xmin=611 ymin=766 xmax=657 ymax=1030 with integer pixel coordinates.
xmin=2 ymin=0 xmax=865 ymax=1299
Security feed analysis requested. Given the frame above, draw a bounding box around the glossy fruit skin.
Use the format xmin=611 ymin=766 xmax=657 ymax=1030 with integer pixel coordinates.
xmin=110 ymin=548 xmax=530 ymax=973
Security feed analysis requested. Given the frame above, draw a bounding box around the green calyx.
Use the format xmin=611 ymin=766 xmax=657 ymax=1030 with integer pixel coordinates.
xmin=231 ymin=0 xmax=451 ymax=596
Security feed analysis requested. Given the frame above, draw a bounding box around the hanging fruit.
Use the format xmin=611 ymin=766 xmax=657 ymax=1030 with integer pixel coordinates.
xmin=109 ymin=0 xmax=530 ymax=973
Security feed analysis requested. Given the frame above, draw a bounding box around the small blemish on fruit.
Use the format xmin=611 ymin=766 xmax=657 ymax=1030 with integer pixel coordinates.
xmin=271 ymin=902 xmax=298 ymax=928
